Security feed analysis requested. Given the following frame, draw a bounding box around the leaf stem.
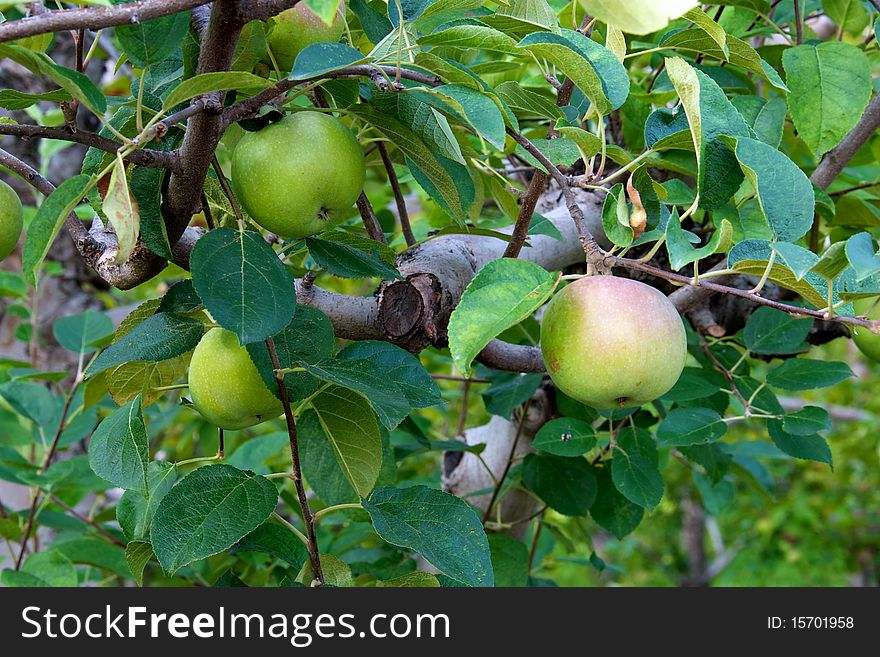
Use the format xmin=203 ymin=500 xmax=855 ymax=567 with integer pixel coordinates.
xmin=272 ymin=512 xmax=309 ymax=548
xmin=312 ymin=503 xmax=363 ymax=523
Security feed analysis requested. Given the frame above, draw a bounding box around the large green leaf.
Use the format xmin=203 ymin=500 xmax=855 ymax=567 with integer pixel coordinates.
xmin=87 ymin=396 xmax=149 ymax=493
xmin=22 ymin=174 xmax=92 ymax=288
xmin=589 ymin=466 xmax=644 ymax=539
xmin=766 ymin=359 xmax=853 ymax=391
xmin=53 ymin=311 xmax=114 ymax=355
xmin=117 ymin=461 xmax=177 ymax=540
xmin=743 ymin=307 xmax=812 ymax=355
xmin=230 ymin=521 xmax=309 ymax=571
xmin=349 ymin=105 xmax=473 ymax=221
xmin=516 ymin=29 xmax=629 ymax=114
xmin=113 ymin=0 xmax=191 ymax=68
xmin=782 ymin=42 xmax=872 ymax=157
xmin=150 ymin=464 xmax=277 ymax=574
xmin=722 ymin=136 xmax=815 ymax=242
xmin=611 ymin=426 xmax=664 ymax=510
xmin=768 ymin=420 xmax=832 ymax=466
xmin=130 ymin=167 xmax=173 ymax=260
xmin=522 ymin=453 xmax=597 ymax=516
xmin=656 ymin=407 xmax=727 ymax=447
xmin=448 ymin=258 xmax=558 ymax=376
xmin=363 ymin=485 xmax=493 ymax=587
xmin=88 ymin=312 xmax=203 ymax=375
xmin=309 ymin=385 xmax=382 ymax=497
xmin=190 ymin=228 xmax=297 ymax=345
xmin=162 ymin=72 xmax=273 ymax=110
xmin=290 ymin=42 xmax=368 ymax=78
xmin=305 ymin=237 xmax=402 ymax=280
xmin=576 ymin=0 xmax=697 ymax=34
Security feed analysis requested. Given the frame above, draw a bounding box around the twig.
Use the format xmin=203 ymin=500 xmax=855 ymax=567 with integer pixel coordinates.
xmin=210 ymin=155 xmax=244 ymax=226
xmin=377 ymin=142 xmax=415 ymax=246
xmin=265 ymin=337 xmax=324 ymax=585
xmin=0 ymin=123 xmax=175 ymax=169
xmin=698 ymin=335 xmax=750 ymax=411
xmin=456 ymin=380 xmax=470 ymax=437
xmin=482 ymin=400 xmax=531 ymax=523
xmin=793 ymin=0 xmax=803 ymax=45
xmin=527 ymin=513 xmax=545 ymax=574
xmin=431 ymin=373 xmax=491 ymax=383
xmin=48 ymin=495 xmax=126 ymax=548
xmin=15 ymin=390 xmax=76 ymax=569
xmin=355 ymin=192 xmax=387 ymax=244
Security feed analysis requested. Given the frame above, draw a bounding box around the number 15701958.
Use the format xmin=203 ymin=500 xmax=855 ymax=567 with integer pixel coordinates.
xmin=768 ymin=617 xmax=854 ymax=629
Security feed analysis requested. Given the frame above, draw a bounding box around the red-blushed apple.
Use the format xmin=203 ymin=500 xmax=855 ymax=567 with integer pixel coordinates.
xmin=540 ymin=276 xmax=687 ymax=408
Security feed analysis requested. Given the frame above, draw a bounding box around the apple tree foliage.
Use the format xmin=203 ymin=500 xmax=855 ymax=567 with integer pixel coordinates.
xmin=0 ymin=0 xmax=879 ymax=587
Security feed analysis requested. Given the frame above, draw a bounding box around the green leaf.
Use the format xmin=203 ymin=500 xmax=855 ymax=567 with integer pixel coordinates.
xmin=298 ymin=553 xmax=352 ymax=587
xmin=53 ymin=310 xmax=114 ymax=355
xmin=290 ymin=42 xmax=367 ymax=78
xmin=363 ymin=485 xmax=493 ymax=587
xmin=350 ymin=105 xmax=473 ymax=221
xmin=611 ymin=426 xmax=664 ymax=510
xmin=662 ymin=367 xmax=726 ymax=402
xmin=845 ymin=232 xmax=880 ymax=282
xmin=823 ymin=0 xmax=870 ymax=35
xmin=114 ymin=1 xmax=190 ymax=68
xmin=150 ymin=464 xmax=278 ymax=575
xmin=514 ymin=137 xmax=582 ymax=172
xmin=528 ymin=212 xmax=564 ymax=241
xmin=602 ymin=183 xmax=633 ymax=248
xmin=305 ymin=236 xmax=402 ymax=280
xmin=665 ymin=57 xmax=749 ymax=208
xmin=722 ymin=135 xmax=815 ymax=242
xmin=370 ymin=90 xmax=464 ymax=164
xmin=693 ymin=470 xmax=735 ymax=515
xmin=770 ymin=242 xmax=818 ymax=281
xmin=449 ymin=258 xmax=558 ymax=376
xmin=782 ymin=406 xmax=831 ymax=436
xmin=516 ymin=29 xmax=629 ymax=114
xmin=766 ymin=359 xmax=853 ymax=391
xmin=299 ymin=409 xmax=358 ymax=505
xmin=130 ymin=167 xmax=173 ymax=260
xmin=768 ymin=420 xmax=832 ymax=466
xmin=117 ymin=461 xmax=177 ymax=540
xmin=125 ymin=540 xmax=154 ymax=587
xmin=589 ymin=466 xmax=644 ymax=539
xmin=419 ymin=24 xmax=517 ymax=54
xmin=309 ymin=385 xmax=382 ymax=497
xmin=782 ymin=42 xmax=872 ymax=157
xmin=20 ymin=551 xmax=77 ymax=587
xmin=683 ymin=6 xmax=728 ymax=56
xmin=88 ymin=312 xmax=203 ymax=375
xmin=743 ymin=306 xmax=812 ymax=355
xmin=481 ymin=372 xmax=543 ymax=417
xmin=577 ymin=0 xmax=698 ymax=34
xmin=0 ymin=88 xmax=70 ymax=111
xmin=729 ymin=240 xmax=830 ymax=308
xmin=376 ymin=572 xmax=441 ymax=587
xmin=665 ymin=211 xmax=732 ymax=270
xmin=163 ymin=72 xmax=273 ymax=111
xmin=338 ymin=341 xmax=442 ymax=409
xmin=246 ymin=305 xmax=336 ymax=402
xmin=488 ymin=533 xmax=528 ymax=587
xmin=810 ymin=241 xmax=849 ymax=282
xmin=482 ymin=0 xmax=559 ymax=36
xmin=731 ymin=95 xmax=786 ymax=148
xmin=22 ymin=174 xmax=92 ymax=288
xmin=190 ymin=228 xmax=297 ymax=345
xmin=495 ymin=81 xmax=565 ymax=122
xmin=657 ymin=407 xmax=727 ymax=447
xmin=230 ymin=521 xmax=309 ymax=570
xmin=533 ymin=417 xmax=597 ymax=457
xmin=522 ymin=453 xmax=597 ymax=516
xmin=88 ymin=396 xmax=149 ymax=492
xmin=158 ymin=279 xmax=203 ymax=314
xmin=424 ymin=84 xmax=507 ymax=149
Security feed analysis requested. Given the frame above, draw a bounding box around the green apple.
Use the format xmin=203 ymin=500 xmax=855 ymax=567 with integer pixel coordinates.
xmin=267 ymin=1 xmax=345 ymax=71
xmin=231 ymin=111 xmax=366 ymax=239
xmin=540 ymin=276 xmax=687 ymax=408
xmin=188 ymin=327 xmax=283 ymax=430
xmin=852 ymin=296 xmax=880 ymax=363
xmin=0 ymin=179 xmax=23 ymax=261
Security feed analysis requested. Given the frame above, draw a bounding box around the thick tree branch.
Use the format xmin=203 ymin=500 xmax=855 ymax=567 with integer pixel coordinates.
xmin=0 ymin=0 xmax=214 ymax=43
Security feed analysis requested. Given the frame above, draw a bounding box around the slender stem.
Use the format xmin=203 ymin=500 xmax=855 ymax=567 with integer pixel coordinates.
xmin=312 ymin=503 xmax=363 ymax=522
xmin=377 ymin=142 xmax=415 ymax=246
xmin=175 ymin=453 xmax=222 ymax=467
xmin=527 ymin=514 xmax=545 ymax=574
xmin=355 ymin=192 xmax=387 ymax=244
xmin=456 ymin=380 xmax=470 ymax=436
xmin=15 ymin=388 xmax=77 ymax=569
xmin=48 ymin=496 xmax=126 ymax=548
xmin=266 ymin=337 xmax=324 ymax=585
xmin=482 ymin=400 xmax=531 ymax=523
xmin=211 ymin=155 xmax=244 ymax=230
xmin=431 ymin=373 xmax=491 ymax=383
xmin=793 ymin=0 xmax=803 ymax=45
xmin=272 ymin=512 xmax=309 ymax=548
